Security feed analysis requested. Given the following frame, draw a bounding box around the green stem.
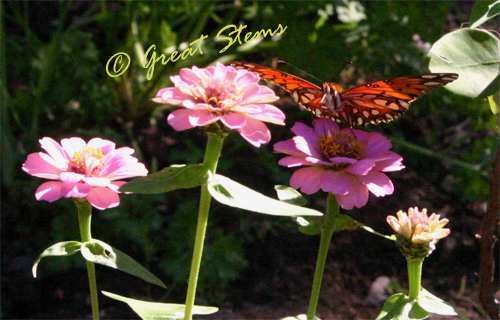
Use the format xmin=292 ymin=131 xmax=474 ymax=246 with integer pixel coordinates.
xmin=74 ymin=198 xmax=100 ymax=320
xmin=306 ymin=193 xmax=339 ymax=320
xmin=407 ymin=257 xmax=424 ymax=300
xmin=184 ymin=131 xmax=226 ymax=320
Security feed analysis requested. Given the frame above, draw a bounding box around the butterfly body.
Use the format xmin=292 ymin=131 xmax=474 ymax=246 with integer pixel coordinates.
xmin=230 ymin=61 xmax=458 ymax=127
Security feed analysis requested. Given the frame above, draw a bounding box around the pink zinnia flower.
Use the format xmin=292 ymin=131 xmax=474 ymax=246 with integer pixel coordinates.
xmin=274 ymin=119 xmax=404 ymax=210
xmin=22 ymin=137 xmax=148 ymax=210
xmin=152 ymin=62 xmax=285 ymax=147
xmin=387 ymin=207 xmax=450 ymax=244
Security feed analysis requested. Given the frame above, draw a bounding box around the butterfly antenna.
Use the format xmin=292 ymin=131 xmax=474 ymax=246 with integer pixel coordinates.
xmin=277 ymin=60 xmax=324 ymax=83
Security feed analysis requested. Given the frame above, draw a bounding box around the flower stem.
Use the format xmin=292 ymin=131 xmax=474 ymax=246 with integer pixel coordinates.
xmin=407 ymin=257 xmax=424 ymax=300
xmin=306 ymin=193 xmax=339 ymax=320
xmin=74 ymin=198 xmax=100 ymax=320
xmin=184 ymin=132 xmax=226 ymax=320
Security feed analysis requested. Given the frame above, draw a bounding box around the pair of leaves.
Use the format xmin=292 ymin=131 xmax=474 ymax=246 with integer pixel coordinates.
xmin=121 ymin=164 xmax=322 ymax=217
xmin=376 ymin=288 xmax=468 ymax=320
xmin=32 ymin=239 xmax=166 ymax=289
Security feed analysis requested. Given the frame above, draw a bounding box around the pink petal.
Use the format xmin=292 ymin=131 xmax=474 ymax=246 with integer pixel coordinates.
xmin=345 ymin=159 xmax=376 ymax=175
xmin=82 ymin=177 xmax=111 ymax=187
xmin=60 ymin=138 xmax=87 ymax=157
xmin=235 ymin=117 xmax=271 ymax=147
xmin=87 ymin=138 xmax=115 ymax=155
xmin=274 ymin=139 xmax=301 ymax=155
xmin=152 ymin=87 xmax=194 ymax=105
xmin=364 ymin=133 xmax=392 ymax=156
xmin=22 ymin=153 xmax=64 ymax=179
xmin=278 ymin=156 xmax=314 ymax=167
xmin=312 ymin=118 xmax=340 ymax=136
xmin=39 ymin=137 xmax=70 ymax=164
xmin=320 ymin=171 xmax=351 ymax=195
xmin=372 ymin=151 xmax=405 ymax=172
xmin=35 ymin=181 xmax=64 ymax=202
xmin=336 ymin=177 xmax=369 ymax=209
xmin=220 ymin=112 xmax=246 ymax=129
xmin=168 ymin=109 xmax=211 ymax=130
xmin=61 ymin=182 xmax=92 ymax=198
xmin=60 ymin=172 xmax=84 ymax=183
xmin=86 ymin=187 xmax=120 ymax=210
xmin=358 ymin=171 xmax=394 ymax=197
xmin=290 ymin=167 xmax=325 ymax=194
xmin=240 ymin=104 xmax=285 ymax=125
xmin=291 ymin=122 xmax=320 ymax=144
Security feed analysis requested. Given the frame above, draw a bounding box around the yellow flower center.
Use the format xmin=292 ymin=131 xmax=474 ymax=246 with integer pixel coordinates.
xmin=317 ymin=130 xmax=366 ymax=170
xmin=68 ymin=147 xmax=106 ymax=176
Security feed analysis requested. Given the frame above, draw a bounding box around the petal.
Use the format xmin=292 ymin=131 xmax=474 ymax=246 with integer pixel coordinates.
xmin=278 ymin=156 xmax=315 ymax=167
xmin=35 ymin=181 xmax=64 ymax=202
xmin=167 ymin=109 xmax=214 ymax=130
xmin=82 ymin=177 xmax=111 ymax=187
xmin=22 ymin=153 xmax=64 ymax=179
xmin=220 ymin=112 xmax=246 ymax=129
xmin=312 ymin=118 xmax=340 ymax=136
xmin=152 ymin=87 xmax=194 ymax=105
xmin=87 ymin=138 xmax=115 ymax=155
xmin=372 ymin=151 xmax=405 ymax=172
xmin=291 ymin=122 xmax=320 ymax=144
xmin=290 ymin=167 xmax=325 ymax=194
xmin=60 ymin=172 xmax=84 ymax=183
xmin=357 ymin=171 xmax=394 ymax=197
xmin=60 ymin=137 xmax=87 ymax=157
xmin=86 ymin=187 xmax=120 ymax=210
xmin=364 ymin=133 xmax=393 ymax=156
xmin=235 ymin=117 xmax=271 ymax=147
xmin=274 ymin=139 xmax=301 ymax=155
xmin=345 ymin=159 xmax=376 ymax=175
xmin=61 ymin=182 xmax=92 ymax=198
xmin=39 ymin=137 xmax=70 ymax=163
xmin=320 ymin=171 xmax=351 ymax=195
xmin=336 ymin=177 xmax=369 ymax=209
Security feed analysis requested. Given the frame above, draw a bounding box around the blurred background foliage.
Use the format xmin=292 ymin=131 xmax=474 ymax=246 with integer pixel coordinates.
xmin=2 ymin=0 xmax=497 ymax=318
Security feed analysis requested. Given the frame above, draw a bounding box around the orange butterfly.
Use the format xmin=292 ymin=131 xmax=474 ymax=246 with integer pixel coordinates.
xmin=230 ymin=61 xmax=458 ymax=127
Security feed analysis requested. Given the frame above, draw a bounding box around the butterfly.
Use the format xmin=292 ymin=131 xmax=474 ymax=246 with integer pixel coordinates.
xmin=229 ymin=61 xmax=458 ymax=127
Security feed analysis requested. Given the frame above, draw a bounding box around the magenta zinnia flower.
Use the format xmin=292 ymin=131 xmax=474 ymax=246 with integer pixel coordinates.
xmin=152 ymin=62 xmax=285 ymax=147
xmin=274 ymin=119 xmax=404 ymax=210
xmin=22 ymin=137 xmax=148 ymax=210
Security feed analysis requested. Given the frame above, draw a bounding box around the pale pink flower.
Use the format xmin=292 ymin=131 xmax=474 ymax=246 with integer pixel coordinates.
xmin=22 ymin=137 xmax=148 ymax=210
xmin=152 ymin=62 xmax=285 ymax=147
xmin=274 ymin=119 xmax=404 ymax=210
xmin=387 ymin=207 xmax=450 ymax=244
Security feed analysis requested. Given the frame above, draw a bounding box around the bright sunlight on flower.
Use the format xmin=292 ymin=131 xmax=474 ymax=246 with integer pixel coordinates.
xmin=152 ymin=62 xmax=285 ymax=147
xmin=274 ymin=119 xmax=404 ymax=210
xmin=22 ymin=137 xmax=148 ymax=210
xmin=387 ymin=207 xmax=450 ymax=244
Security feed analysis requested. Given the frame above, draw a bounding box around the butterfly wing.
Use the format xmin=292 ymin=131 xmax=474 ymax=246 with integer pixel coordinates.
xmin=230 ymin=61 xmax=335 ymax=117
xmin=340 ymin=73 xmax=459 ymax=126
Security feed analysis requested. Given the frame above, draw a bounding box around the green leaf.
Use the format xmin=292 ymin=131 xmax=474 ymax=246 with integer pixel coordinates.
xmin=296 ymin=216 xmax=323 ymax=235
xmin=32 ymin=241 xmax=82 ymax=278
xmin=102 ymin=291 xmax=218 ymax=320
xmin=470 ymin=0 xmax=500 ymax=28
xmin=275 ymin=185 xmax=307 ymax=206
xmin=428 ymin=28 xmax=500 ymax=99
xmin=120 ymin=164 xmax=211 ymax=194
xmin=376 ymin=293 xmax=429 ymax=320
xmin=81 ymin=240 xmax=167 ymax=289
xmin=418 ymin=288 xmax=469 ymax=319
xmin=208 ymin=175 xmax=323 ymax=217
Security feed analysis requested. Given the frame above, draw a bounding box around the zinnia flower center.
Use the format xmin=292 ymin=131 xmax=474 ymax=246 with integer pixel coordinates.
xmin=318 ymin=130 xmax=366 ymax=161
xmin=68 ymin=147 xmax=105 ymax=176
xmin=203 ymin=78 xmax=239 ymax=109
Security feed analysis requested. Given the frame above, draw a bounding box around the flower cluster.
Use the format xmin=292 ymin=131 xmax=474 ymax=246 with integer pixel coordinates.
xmin=153 ymin=62 xmax=285 ymax=147
xmin=22 ymin=137 xmax=148 ymax=210
xmin=274 ymin=119 xmax=404 ymax=209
